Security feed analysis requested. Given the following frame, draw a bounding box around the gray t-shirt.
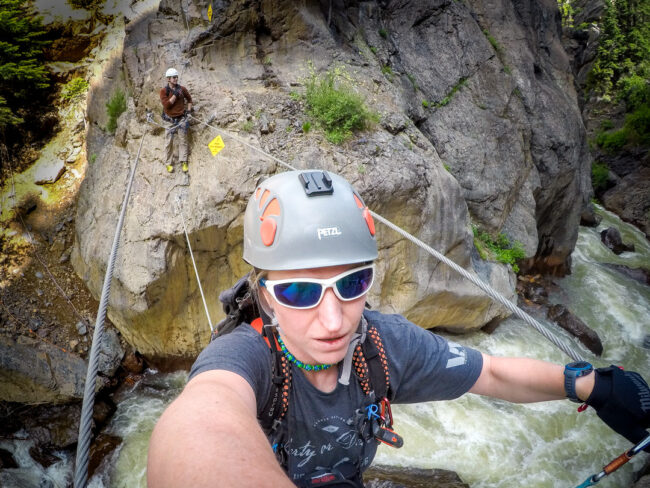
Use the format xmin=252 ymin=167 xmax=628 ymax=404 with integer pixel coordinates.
xmin=190 ymin=309 xmax=483 ymax=485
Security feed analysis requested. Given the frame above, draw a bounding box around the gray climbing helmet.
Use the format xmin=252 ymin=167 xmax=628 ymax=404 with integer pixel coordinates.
xmin=243 ymin=170 xmax=378 ymax=271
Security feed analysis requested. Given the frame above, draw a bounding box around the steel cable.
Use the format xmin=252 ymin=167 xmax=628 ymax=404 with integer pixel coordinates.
xmin=370 ymin=212 xmax=584 ymax=361
xmin=73 ymin=130 xmax=147 ymax=488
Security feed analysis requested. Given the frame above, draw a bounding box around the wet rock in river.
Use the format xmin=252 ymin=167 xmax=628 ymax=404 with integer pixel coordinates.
xmin=0 ymin=447 xmax=18 ymax=469
xmin=28 ymin=445 xmax=61 ymax=468
xmin=365 ymin=465 xmax=469 ymax=487
xmin=547 ymin=305 xmax=603 ymax=356
xmin=97 ymin=327 xmax=125 ymax=377
xmin=122 ymin=350 xmax=144 ymax=374
xmin=580 ymin=202 xmax=601 ymax=227
xmin=602 ymin=263 xmax=650 ymax=286
xmin=600 ymin=227 xmax=635 ymax=255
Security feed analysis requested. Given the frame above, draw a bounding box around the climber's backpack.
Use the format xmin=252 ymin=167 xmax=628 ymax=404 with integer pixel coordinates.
xmin=211 ymin=273 xmax=403 ymax=468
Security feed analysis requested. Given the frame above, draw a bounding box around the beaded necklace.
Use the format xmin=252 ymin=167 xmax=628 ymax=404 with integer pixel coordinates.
xmin=277 ymin=335 xmax=333 ymax=372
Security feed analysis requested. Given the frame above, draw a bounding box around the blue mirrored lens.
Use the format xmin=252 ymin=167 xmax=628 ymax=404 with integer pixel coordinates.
xmin=336 ymin=268 xmax=373 ymax=299
xmin=274 ymin=282 xmax=323 ymax=307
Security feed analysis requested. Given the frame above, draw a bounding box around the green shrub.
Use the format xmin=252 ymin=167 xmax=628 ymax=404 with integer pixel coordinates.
xmin=61 ymin=78 xmax=89 ymax=101
xmin=483 ymin=30 xmax=501 ymax=53
xmin=472 ymin=225 xmax=525 ymax=273
xmin=406 ymin=73 xmax=418 ymax=91
xmin=381 ymin=65 xmax=393 ymax=81
xmin=304 ymin=67 xmax=378 ymax=144
xmin=369 ymin=46 xmax=377 ymax=55
xmin=625 ymin=104 xmax=650 ymax=142
xmin=618 ymin=75 xmax=650 ymax=111
xmin=557 ymin=0 xmax=575 ymax=27
xmin=600 ymin=119 xmax=614 ymax=130
xmin=422 ymin=100 xmax=429 ymax=108
xmin=595 ymin=128 xmax=628 ymax=152
xmin=302 ymin=121 xmax=311 ymax=133
xmin=106 ymin=89 xmax=126 ymax=134
xmin=378 ymin=28 xmax=388 ymax=39
xmin=434 ymin=78 xmax=466 ymax=108
xmin=591 ymin=160 xmax=609 ymax=192
xmin=241 ymin=119 xmax=254 ymax=133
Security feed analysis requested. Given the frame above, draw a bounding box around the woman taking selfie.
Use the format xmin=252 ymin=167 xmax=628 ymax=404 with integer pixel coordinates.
xmin=147 ymin=170 xmax=649 ymax=487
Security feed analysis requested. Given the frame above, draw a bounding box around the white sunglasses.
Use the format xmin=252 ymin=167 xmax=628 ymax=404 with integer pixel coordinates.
xmin=259 ymin=264 xmax=375 ymax=310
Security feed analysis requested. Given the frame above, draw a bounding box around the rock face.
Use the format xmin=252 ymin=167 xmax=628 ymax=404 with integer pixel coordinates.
xmin=0 ymin=335 xmax=87 ymax=403
xmin=602 ymin=166 xmax=650 ymax=238
xmin=73 ymin=0 xmax=589 ymax=358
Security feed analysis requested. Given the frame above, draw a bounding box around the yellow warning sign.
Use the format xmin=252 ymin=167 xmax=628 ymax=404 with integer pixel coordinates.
xmin=207 ymin=4 xmax=213 ymax=21
xmin=208 ymin=135 xmax=224 ymax=156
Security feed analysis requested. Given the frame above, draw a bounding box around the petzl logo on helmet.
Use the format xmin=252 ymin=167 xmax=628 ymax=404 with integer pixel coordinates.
xmin=317 ymin=227 xmax=342 ymax=240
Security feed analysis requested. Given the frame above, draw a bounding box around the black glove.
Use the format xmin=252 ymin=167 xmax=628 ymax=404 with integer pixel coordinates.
xmin=586 ymin=365 xmax=650 ymax=450
xmin=173 ymin=87 xmax=182 ymax=98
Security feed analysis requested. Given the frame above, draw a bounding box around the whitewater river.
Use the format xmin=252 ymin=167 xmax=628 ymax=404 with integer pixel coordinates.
xmin=4 ymin=206 xmax=648 ymax=487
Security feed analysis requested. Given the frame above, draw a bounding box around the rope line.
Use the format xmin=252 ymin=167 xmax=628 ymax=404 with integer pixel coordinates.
xmin=174 ymin=198 xmax=214 ymax=332
xmin=183 ymin=113 xmax=584 ymax=362
xmin=73 ymin=130 xmax=147 ymax=488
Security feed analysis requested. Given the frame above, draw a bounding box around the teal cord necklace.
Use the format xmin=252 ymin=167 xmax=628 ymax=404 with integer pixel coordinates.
xmin=277 ymin=335 xmax=333 ymax=372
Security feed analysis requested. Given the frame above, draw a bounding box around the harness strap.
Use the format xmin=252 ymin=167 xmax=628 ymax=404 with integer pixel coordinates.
xmin=354 ymin=325 xmax=391 ymax=400
xmin=257 ymin=321 xmax=291 ymax=436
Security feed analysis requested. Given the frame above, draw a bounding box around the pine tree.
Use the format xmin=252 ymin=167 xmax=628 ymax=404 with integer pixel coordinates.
xmin=0 ymin=0 xmax=50 ymax=130
xmin=587 ymin=0 xmax=625 ymax=98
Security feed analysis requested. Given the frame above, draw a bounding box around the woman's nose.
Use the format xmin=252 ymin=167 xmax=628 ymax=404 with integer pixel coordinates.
xmin=318 ymin=288 xmax=343 ymax=332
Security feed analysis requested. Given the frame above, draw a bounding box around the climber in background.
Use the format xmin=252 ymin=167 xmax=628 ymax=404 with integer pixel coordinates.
xmin=159 ymin=67 xmax=193 ymax=173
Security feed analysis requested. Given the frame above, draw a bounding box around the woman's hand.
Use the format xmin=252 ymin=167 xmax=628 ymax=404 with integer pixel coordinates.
xmin=586 ymin=366 xmax=650 ymax=450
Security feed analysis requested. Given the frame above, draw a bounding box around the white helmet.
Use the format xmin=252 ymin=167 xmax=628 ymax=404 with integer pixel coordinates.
xmin=165 ymin=68 xmax=179 ymax=78
xmin=243 ymin=170 xmax=378 ymax=271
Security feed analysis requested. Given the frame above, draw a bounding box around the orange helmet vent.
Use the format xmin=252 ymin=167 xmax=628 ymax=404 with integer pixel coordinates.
xmin=259 ymin=197 xmax=281 ymax=246
xmin=353 ymin=194 xmax=364 ymax=209
xmin=363 ymin=208 xmax=376 ymax=236
xmin=261 ymin=198 xmax=280 ymax=220
xmin=259 ymin=189 xmax=271 ymax=209
xmin=261 ymin=218 xmax=277 ymax=246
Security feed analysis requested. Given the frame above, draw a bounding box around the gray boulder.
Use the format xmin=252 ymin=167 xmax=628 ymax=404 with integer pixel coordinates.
xmin=0 ymin=335 xmax=87 ymax=404
xmin=600 ymin=227 xmax=635 ymax=255
xmin=547 ymin=304 xmax=603 ymax=356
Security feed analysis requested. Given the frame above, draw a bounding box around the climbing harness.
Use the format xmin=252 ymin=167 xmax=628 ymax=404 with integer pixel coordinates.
xmin=575 ymin=433 xmax=650 ymax=487
xmin=73 ymin=130 xmax=147 ymax=488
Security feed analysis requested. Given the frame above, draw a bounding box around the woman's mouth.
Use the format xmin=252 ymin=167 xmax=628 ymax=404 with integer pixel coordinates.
xmin=316 ymin=335 xmax=347 ymax=348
